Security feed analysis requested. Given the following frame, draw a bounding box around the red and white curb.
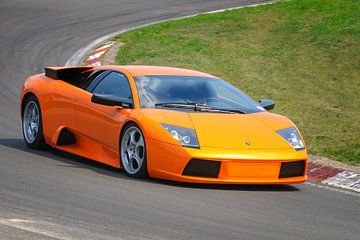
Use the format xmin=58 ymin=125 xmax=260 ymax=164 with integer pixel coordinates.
xmin=307 ymin=162 xmax=360 ymax=193
xmin=82 ymin=41 xmax=115 ymax=66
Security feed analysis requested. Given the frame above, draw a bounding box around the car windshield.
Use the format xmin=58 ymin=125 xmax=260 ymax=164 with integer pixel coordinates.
xmin=134 ymin=75 xmax=264 ymax=114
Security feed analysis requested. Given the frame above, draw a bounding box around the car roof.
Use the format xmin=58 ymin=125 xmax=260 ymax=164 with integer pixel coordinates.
xmin=96 ymin=65 xmax=216 ymax=78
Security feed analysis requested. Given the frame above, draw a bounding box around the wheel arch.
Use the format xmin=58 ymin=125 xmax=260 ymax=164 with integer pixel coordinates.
xmin=21 ymin=92 xmax=37 ymax=119
xmin=119 ymin=120 xmax=145 ymax=144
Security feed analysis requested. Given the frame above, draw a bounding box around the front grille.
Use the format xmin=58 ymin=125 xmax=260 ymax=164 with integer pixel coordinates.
xmin=279 ymin=160 xmax=306 ymax=178
xmin=182 ymin=159 xmax=221 ymax=178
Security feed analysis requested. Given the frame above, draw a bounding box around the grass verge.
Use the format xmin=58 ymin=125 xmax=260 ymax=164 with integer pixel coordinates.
xmin=114 ymin=0 xmax=360 ymax=164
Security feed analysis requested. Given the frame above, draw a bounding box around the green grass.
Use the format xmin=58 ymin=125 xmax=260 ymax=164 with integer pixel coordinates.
xmin=114 ymin=0 xmax=360 ymax=164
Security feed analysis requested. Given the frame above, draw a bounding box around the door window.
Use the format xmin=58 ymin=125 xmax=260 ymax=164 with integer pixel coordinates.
xmin=92 ymin=71 xmax=132 ymax=100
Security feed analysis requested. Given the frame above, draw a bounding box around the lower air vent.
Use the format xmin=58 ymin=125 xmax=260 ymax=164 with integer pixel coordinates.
xmin=279 ymin=160 xmax=306 ymax=178
xmin=182 ymin=159 xmax=221 ymax=178
xmin=57 ymin=128 xmax=76 ymax=146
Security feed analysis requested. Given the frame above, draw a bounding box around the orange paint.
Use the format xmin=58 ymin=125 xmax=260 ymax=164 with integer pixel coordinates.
xmin=21 ymin=65 xmax=307 ymax=184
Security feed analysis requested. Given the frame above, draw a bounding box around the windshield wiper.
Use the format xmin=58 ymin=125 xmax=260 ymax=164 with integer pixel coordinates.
xmin=155 ymin=102 xmax=198 ymax=110
xmin=209 ymin=108 xmax=245 ymax=114
xmin=155 ymin=102 xmax=245 ymax=114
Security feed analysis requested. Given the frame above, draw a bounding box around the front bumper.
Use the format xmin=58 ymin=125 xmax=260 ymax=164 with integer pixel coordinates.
xmin=146 ymin=139 xmax=308 ymax=184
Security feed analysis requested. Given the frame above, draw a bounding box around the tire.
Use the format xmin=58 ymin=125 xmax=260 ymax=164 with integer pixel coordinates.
xmin=22 ymin=95 xmax=47 ymax=149
xmin=120 ymin=123 xmax=148 ymax=178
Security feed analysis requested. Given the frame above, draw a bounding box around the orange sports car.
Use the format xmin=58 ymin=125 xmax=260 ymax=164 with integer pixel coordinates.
xmin=21 ymin=65 xmax=307 ymax=184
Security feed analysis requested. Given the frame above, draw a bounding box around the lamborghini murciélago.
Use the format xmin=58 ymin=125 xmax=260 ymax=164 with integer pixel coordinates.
xmin=21 ymin=65 xmax=307 ymax=184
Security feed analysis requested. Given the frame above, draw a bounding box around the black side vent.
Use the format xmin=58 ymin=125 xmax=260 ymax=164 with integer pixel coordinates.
xmin=279 ymin=160 xmax=306 ymax=178
xmin=57 ymin=128 xmax=76 ymax=146
xmin=182 ymin=159 xmax=221 ymax=178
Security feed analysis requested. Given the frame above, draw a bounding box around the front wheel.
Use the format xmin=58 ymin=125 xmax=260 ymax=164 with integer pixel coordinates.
xmin=120 ymin=123 xmax=148 ymax=178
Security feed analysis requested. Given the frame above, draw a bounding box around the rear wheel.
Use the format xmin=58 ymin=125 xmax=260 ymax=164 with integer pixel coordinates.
xmin=22 ymin=95 xmax=47 ymax=149
xmin=120 ymin=123 xmax=148 ymax=178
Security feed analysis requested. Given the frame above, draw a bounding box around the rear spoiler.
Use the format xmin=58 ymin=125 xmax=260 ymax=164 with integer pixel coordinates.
xmin=44 ymin=66 xmax=94 ymax=84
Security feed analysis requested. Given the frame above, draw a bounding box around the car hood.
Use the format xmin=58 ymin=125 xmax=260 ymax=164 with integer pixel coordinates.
xmin=188 ymin=112 xmax=293 ymax=149
xmin=138 ymin=109 xmax=294 ymax=149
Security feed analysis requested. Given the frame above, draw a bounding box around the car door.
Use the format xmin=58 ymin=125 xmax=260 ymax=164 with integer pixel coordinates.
xmin=41 ymin=79 xmax=79 ymax=144
xmin=73 ymin=70 xmax=134 ymax=167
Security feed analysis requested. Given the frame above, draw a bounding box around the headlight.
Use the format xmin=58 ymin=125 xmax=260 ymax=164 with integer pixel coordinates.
xmin=161 ymin=123 xmax=199 ymax=148
xmin=276 ymin=127 xmax=305 ymax=151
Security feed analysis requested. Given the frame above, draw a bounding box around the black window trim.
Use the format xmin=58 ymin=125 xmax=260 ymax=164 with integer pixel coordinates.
xmin=78 ymin=69 xmax=106 ymax=90
xmin=86 ymin=70 xmax=112 ymax=92
xmin=89 ymin=70 xmax=135 ymax=108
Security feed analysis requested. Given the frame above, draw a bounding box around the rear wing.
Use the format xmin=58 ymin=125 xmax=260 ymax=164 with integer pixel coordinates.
xmin=44 ymin=66 xmax=94 ymax=85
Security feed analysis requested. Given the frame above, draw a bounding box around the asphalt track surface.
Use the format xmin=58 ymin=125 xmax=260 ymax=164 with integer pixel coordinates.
xmin=0 ymin=0 xmax=359 ymax=239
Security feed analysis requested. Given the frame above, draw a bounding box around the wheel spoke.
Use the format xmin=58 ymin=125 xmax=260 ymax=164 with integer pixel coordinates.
xmin=136 ymin=136 xmax=144 ymax=148
xmin=27 ymin=125 xmax=33 ymax=140
xmin=125 ymin=151 xmax=132 ymax=171
xmin=126 ymin=148 xmax=132 ymax=158
xmin=128 ymin=158 xmax=134 ymax=172
xmin=32 ymin=107 xmax=36 ymax=119
xmin=33 ymin=125 xmax=38 ymax=134
xmin=31 ymin=122 xmax=37 ymax=130
xmin=129 ymin=157 xmax=136 ymax=172
xmin=35 ymin=112 xmax=39 ymax=123
xmin=133 ymin=155 xmax=142 ymax=169
xmin=129 ymin=131 xmax=137 ymax=145
xmin=23 ymin=101 xmax=40 ymax=144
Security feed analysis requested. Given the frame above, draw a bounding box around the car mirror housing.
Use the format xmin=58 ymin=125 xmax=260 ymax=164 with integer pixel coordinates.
xmin=259 ymin=99 xmax=275 ymax=110
xmin=91 ymin=94 xmax=133 ymax=108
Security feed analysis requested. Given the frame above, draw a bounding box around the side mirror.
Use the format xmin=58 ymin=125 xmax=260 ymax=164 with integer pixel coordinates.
xmin=259 ymin=99 xmax=275 ymax=110
xmin=91 ymin=94 xmax=133 ymax=108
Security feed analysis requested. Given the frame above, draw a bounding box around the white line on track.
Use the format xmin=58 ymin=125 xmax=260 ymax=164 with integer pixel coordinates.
xmin=0 ymin=218 xmax=65 ymax=240
xmin=305 ymin=182 xmax=360 ymax=197
xmin=0 ymin=218 xmax=126 ymax=240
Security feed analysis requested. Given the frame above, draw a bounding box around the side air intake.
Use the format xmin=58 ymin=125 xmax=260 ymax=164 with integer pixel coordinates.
xmin=57 ymin=128 xmax=76 ymax=146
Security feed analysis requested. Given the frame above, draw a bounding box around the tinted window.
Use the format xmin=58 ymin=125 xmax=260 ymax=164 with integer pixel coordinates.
xmin=93 ymin=72 xmax=132 ymax=100
xmin=79 ymin=70 xmax=106 ymax=90
xmin=134 ymin=75 xmax=263 ymax=114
